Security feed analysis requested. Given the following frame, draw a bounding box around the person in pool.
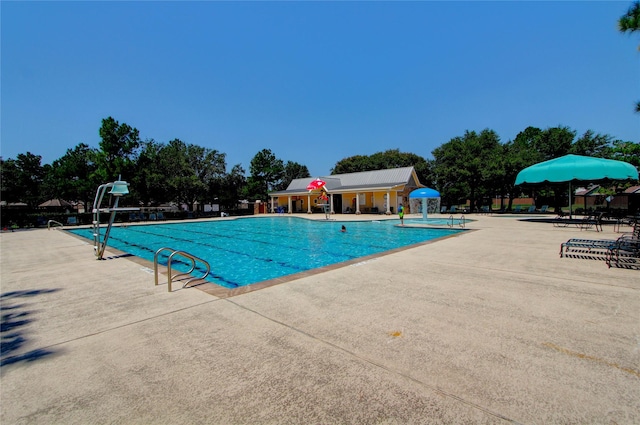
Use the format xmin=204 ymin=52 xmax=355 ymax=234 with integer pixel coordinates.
xmin=341 ymin=225 xmax=347 ymax=232
xmin=398 ymin=203 xmax=404 ymax=226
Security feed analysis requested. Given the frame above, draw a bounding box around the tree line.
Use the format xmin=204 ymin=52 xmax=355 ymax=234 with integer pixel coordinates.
xmin=1 ymin=117 xmax=311 ymax=212
xmin=334 ymin=127 xmax=639 ymax=211
xmin=2 ymin=116 xmax=638 ymax=215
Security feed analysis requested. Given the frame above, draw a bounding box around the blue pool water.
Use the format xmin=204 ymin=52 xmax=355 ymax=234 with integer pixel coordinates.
xmin=67 ymin=217 xmax=463 ymax=288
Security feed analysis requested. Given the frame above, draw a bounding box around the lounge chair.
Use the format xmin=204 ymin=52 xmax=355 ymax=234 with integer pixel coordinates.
xmin=526 ymin=206 xmax=536 ymax=213
xmin=66 ymin=216 xmax=78 ymax=226
xmin=560 ymin=237 xmax=618 ymax=257
xmin=606 ymin=234 xmax=640 ymax=268
xmin=540 ymin=205 xmax=549 ymax=213
xmin=157 ymin=212 xmax=165 ymax=220
xmin=149 ymin=213 xmax=157 ymax=221
xmin=552 ymin=211 xmax=572 ymax=227
xmin=513 ymin=205 xmax=522 ymax=213
xmin=580 ymin=212 xmax=604 ymax=232
xmin=560 ymin=224 xmax=639 ymax=261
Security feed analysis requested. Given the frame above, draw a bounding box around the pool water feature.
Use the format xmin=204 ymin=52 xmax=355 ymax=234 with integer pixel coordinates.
xmin=67 ymin=217 xmax=464 ymax=288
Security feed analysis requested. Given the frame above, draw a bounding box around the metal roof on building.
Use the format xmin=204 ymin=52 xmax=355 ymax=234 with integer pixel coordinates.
xmin=270 ymin=167 xmax=421 ymax=196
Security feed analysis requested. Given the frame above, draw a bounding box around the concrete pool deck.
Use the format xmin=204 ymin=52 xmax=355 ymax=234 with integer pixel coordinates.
xmin=1 ymin=213 xmax=638 ymax=424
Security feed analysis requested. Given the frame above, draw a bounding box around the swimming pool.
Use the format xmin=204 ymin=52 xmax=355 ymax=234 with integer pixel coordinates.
xmin=67 ymin=217 xmax=464 ymax=288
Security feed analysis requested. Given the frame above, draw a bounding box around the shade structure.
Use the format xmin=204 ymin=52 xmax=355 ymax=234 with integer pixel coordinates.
xmin=515 ymin=154 xmax=638 ymax=185
xmin=515 ymin=154 xmax=638 ymax=217
xmin=409 ymin=187 xmax=441 ymax=220
xmin=409 ymin=188 xmax=441 ymax=199
xmin=38 ymin=198 xmax=72 ymax=208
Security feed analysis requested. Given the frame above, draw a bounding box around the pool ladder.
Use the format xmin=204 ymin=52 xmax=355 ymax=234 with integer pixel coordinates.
xmin=47 ymin=220 xmax=64 ymax=230
xmin=448 ymin=214 xmax=466 ymax=228
xmin=154 ymin=247 xmax=211 ymax=292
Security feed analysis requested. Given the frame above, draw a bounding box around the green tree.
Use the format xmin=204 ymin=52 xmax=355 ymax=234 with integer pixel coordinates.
xmin=212 ymin=164 xmax=247 ymax=210
xmin=0 ymin=152 xmax=46 ymax=208
xmin=431 ymin=137 xmax=466 ymax=206
xmin=331 ymin=155 xmax=372 ymax=174
xmin=132 ymin=139 xmax=166 ymax=206
xmin=246 ymin=149 xmax=285 ymax=201
xmin=610 ymin=139 xmax=640 ymax=167
xmin=618 ymin=1 xmax=640 ymax=112
xmin=533 ymin=126 xmax=576 ymax=161
xmin=508 ymin=126 xmax=579 ymax=212
xmin=619 ymin=1 xmax=640 ymax=38
xmin=159 ymin=139 xmax=226 ymax=211
xmin=569 ymin=130 xmax=613 ymax=158
xmin=432 ymin=130 xmax=502 ymax=210
xmin=331 ymin=149 xmax=431 ymax=185
xmin=499 ymin=127 xmax=544 ymax=210
xmin=96 ymin=117 xmax=141 ymax=181
xmin=43 ymin=143 xmax=98 ymax=211
xmin=1 ymin=158 xmax=21 ymax=205
xmin=279 ymin=161 xmax=310 ymax=191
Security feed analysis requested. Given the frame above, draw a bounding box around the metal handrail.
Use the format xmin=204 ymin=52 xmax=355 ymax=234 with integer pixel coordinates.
xmin=448 ymin=214 xmax=466 ymax=229
xmin=154 ymin=247 xmax=211 ymax=292
xmin=47 ymin=220 xmax=64 ymax=230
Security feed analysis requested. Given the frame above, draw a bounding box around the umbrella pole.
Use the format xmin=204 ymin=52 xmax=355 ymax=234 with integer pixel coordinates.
xmin=569 ymin=182 xmax=572 ymax=219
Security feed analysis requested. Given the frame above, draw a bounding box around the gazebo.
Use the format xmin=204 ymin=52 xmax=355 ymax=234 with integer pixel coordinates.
xmin=38 ymin=199 xmax=73 ymax=208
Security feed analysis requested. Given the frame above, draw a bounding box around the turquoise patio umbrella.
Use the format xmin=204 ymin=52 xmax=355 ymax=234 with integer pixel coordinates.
xmin=409 ymin=188 xmax=440 ymax=220
xmin=515 ymin=154 xmax=638 ymax=217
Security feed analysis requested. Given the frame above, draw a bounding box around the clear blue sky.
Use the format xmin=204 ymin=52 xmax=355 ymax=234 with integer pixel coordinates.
xmin=2 ymin=1 xmax=638 ymax=177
